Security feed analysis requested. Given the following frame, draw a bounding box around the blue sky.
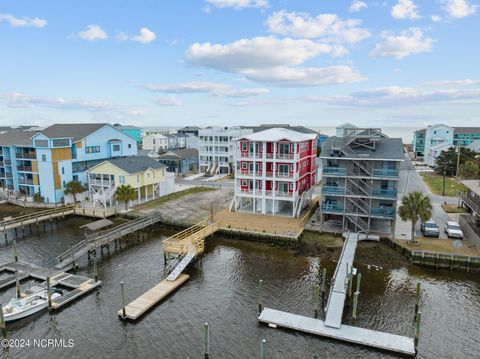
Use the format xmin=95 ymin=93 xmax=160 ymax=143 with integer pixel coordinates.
xmin=0 ymin=0 xmax=479 ymax=128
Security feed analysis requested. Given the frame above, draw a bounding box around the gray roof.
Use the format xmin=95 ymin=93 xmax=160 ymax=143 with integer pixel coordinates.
xmin=40 ymin=123 xmax=107 ymax=141
xmin=243 ymin=124 xmax=319 ymax=135
xmin=157 ymin=148 xmax=198 ymax=160
xmin=0 ymin=130 xmax=38 ymax=147
xmin=178 ymin=126 xmax=201 ymax=131
xmin=453 ymin=127 xmax=480 ymax=134
xmin=320 ymin=137 xmax=405 ymax=161
xmin=102 ymin=156 xmax=166 ymax=174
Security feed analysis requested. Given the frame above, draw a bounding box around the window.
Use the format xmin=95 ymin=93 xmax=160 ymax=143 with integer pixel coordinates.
xmin=61 ymin=167 xmax=65 ymax=175
xmin=42 ymin=154 xmax=46 ymax=162
xmin=128 ymin=144 xmax=132 ymax=149
xmin=242 ymin=142 xmax=247 ymax=151
xmin=242 ymin=162 xmax=247 ymax=169
xmin=241 ymin=179 xmax=247 ymax=186
xmin=85 ymin=146 xmax=100 ymax=154
xmin=119 ymin=175 xmax=126 ymax=184
xmin=52 ymin=139 xmax=70 ymax=147
xmin=62 ymin=181 xmax=66 ymax=187
xmin=112 ymin=144 xmax=120 ymax=152
xmin=279 ymin=143 xmax=290 ymax=154
xmin=278 ymin=164 xmax=289 ymax=174
xmin=34 ymin=140 xmax=48 ymax=147
xmin=136 ymin=175 xmax=139 ymax=182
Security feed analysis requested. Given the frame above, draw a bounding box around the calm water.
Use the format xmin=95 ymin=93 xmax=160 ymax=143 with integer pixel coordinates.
xmin=0 ymin=216 xmax=478 ymax=359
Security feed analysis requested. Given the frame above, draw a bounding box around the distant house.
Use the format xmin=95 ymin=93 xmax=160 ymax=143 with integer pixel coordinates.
xmin=86 ymin=156 xmax=174 ymax=207
xmin=113 ymin=124 xmax=142 ymax=145
xmin=177 ymin=126 xmax=201 ymax=137
xmin=157 ymin=148 xmax=199 ymax=175
xmin=142 ymin=134 xmax=168 ymax=153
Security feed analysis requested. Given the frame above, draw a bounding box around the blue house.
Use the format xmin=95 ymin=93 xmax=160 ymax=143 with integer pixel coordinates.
xmin=114 ymin=124 xmax=142 ymax=145
xmin=157 ymin=148 xmax=198 ymax=175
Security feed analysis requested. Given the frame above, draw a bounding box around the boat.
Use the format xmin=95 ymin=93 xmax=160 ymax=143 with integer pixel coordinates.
xmin=2 ymin=284 xmax=63 ymax=322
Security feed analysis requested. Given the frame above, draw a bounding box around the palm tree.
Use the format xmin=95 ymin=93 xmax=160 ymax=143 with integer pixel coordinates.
xmin=398 ymin=191 xmax=433 ymax=244
xmin=115 ymin=184 xmax=136 ymax=211
xmin=63 ymin=180 xmax=85 ymax=204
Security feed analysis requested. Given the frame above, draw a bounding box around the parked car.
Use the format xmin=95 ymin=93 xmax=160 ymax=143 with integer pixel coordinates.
xmin=444 ymin=221 xmax=464 ymax=239
xmin=421 ymin=220 xmax=440 ymax=237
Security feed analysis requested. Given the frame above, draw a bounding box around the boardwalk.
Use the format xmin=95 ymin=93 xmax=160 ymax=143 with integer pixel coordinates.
xmin=119 ymin=220 xmax=219 ymax=321
xmin=117 ymin=274 xmax=189 ymax=320
xmin=55 ymin=212 xmax=163 ymax=269
xmin=258 ymin=232 xmax=416 ymax=356
xmin=0 ymin=261 xmax=101 ymax=310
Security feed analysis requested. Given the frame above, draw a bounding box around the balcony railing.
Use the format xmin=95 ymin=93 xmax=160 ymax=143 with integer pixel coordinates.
xmin=276 ymin=153 xmax=294 ymax=160
xmin=15 ymin=152 xmax=36 ymax=159
xmin=89 ymin=179 xmax=114 ymax=186
xmin=321 ymin=202 xmax=344 ymax=213
xmin=372 ymin=169 xmax=399 ymax=178
xmin=18 ymin=178 xmax=34 ymax=185
xmin=322 ymin=186 xmax=346 ymax=195
xmin=370 ymin=207 xmax=396 ymax=218
xmin=4 ymin=173 xmax=13 ymax=178
xmin=4 ymin=160 xmax=12 ymax=166
xmin=239 ymin=189 xmax=262 ymax=196
xmin=371 ymin=189 xmax=397 ymax=198
xmin=0 ymin=161 xmax=3 ymax=166
xmin=16 ymin=165 xmax=33 ymax=172
xmin=323 ymin=167 xmax=347 ymax=175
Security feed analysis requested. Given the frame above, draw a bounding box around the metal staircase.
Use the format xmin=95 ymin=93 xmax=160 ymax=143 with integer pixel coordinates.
xmin=346 ymin=196 xmax=369 ymax=215
xmin=92 ymin=183 xmax=116 ymax=208
xmin=347 ymin=178 xmax=371 ymax=196
xmin=166 ymin=251 xmax=196 ymax=281
xmin=345 ymin=215 xmax=368 ymax=233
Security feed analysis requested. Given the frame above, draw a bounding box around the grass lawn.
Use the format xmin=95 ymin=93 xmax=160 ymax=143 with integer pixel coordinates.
xmin=395 ymin=237 xmax=480 ymax=256
xmin=132 ymin=187 xmax=216 ymax=211
xmin=441 ymin=203 xmax=467 ymax=213
xmin=420 ymin=173 xmax=467 ymax=197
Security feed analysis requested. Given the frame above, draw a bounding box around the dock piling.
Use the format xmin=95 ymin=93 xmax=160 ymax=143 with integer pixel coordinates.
xmin=260 ymin=339 xmax=266 ymax=359
xmin=414 ymin=282 xmax=421 ymax=319
xmin=258 ymin=279 xmax=263 ymax=315
xmin=13 ymin=239 xmax=18 ymax=262
xmin=120 ymin=281 xmax=126 ymax=319
xmin=414 ymin=311 xmax=421 ymax=352
xmin=15 ymin=270 xmax=21 ymax=298
xmin=46 ymin=276 xmax=52 ymax=309
xmin=313 ymin=285 xmax=320 ymax=319
xmin=356 ymin=273 xmax=362 ymax=293
xmin=204 ymin=322 xmax=210 ymax=359
xmin=321 ymin=268 xmax=327 ymax=306
xmin=70 ymin=243 xmax=77 ymax=271
xmin=93 ymin=255 xmax=98 ymax=282
xmin=0 ymin=305 xmax=6 ymax=338
xmin=352 ymin=291 xmax=359 ymax=320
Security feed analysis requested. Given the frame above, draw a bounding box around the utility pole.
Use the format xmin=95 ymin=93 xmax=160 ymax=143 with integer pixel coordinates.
xmin=442 ymin=169 xmax=446 ymax=197
xmin=456 ymin=146 xmax=461 ymax=179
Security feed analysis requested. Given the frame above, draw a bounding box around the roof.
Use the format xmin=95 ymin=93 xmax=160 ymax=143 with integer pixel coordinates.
xmin=240 ymin=128 xmax=317 ymax=142
xmin=453 ymin=127 xmax=480 ymax=134
xmin=243 ymin=124 xmax=319 ymax=135
xmin=462 ymin=180 xmax=480 ymax=195
xmin=114 ymin=125 xmax=140 ymax=130
xmin=40 ymin=123 xmax=107 ymax=141
xmin=320 ymin=136 xmax=405 ymax=161
xmin=178 ymin=126 xmax=201 ymax=131
xmin=0 ymin=130 xmax=38 ymax=146
xmin=157 ymin=148 xmax=198 ymax=160
xmin=337 ymin=123 xmax=357 ymax=129
xmin=92 ymin=156 xmax=166 ymax=174
xmin=414 ymin=128 xmax=426 ymax=134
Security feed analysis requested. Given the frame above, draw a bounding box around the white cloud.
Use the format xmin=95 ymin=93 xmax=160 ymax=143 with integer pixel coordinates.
xmin=300 ymin=86 xmax=480 ymax=107
xmin=349 ymin=1 xmax=368 ymax=13
xmin=369 ymin=28 xmax=433 ymax=59
xmin=431 ymin=15 xmax=442 ymax=22
xmin=143 ymin=82 xmax=269 ymax=97
xmin=241 ymin=66 xmax=365 ymax=87
xmin=78 ymin=25 xmax=108 ymax=41
xmin=430 ymin=79 xmax=480 ymax=86
xmin=0 ymin=14 xmax=47 ymax=28
xmin=152 ymin=97 xmax=182 ymax=106
xmin=119 ymin=27 xmax=156 ymax=44
xmin=186 ymin=36 xmax=345 ymax=72
xmin=205 ymin=0 xmax=268 ymax=9
xmin=0 ymin=92 xmax=145 ymax=119
xmin=443 ymin=0 xmax=478 ymax=18
xmin=266 ymin=11 xmax=371 ymax=43
xmin=391 ymin=0 xmax=421 ymax=19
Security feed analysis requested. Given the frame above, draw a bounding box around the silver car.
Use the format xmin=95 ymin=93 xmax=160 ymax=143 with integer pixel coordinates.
xmin=421 ymin=220 xmax=440 ymax=237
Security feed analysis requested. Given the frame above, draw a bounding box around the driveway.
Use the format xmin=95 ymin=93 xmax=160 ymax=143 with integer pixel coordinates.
xmin=395 ymin=154 xmax=458 ymax=240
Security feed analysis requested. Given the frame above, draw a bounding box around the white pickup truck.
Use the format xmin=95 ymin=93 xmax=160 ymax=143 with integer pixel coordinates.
xmin=444 ymin=221 xmax=464 ymax=239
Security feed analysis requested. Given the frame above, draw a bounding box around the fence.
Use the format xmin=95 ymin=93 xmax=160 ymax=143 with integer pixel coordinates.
xmin=459 ymin=214 xmax=480 ymax=251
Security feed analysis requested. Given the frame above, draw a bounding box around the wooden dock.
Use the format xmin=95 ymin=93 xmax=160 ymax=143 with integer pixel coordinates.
xmin=162 ymin=219 xmax=219 ymax=256
xmin=258 ymin=308 xmax=415 ymax=356
xmin=117 ymin=274 xmax=189 ymax=320
xmin=0 ymin=261 xmax=101 ymax=310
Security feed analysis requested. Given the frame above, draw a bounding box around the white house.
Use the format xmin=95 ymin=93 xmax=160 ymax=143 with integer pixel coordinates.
xmin=142 ymin=134 xmax=168 ymax=153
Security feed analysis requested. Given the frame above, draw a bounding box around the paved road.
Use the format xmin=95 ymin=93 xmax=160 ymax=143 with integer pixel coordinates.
xmin=175 ymin=177 xmax=234 ymax=189
xmin=396 ymin=154 xmax=457 ymax=240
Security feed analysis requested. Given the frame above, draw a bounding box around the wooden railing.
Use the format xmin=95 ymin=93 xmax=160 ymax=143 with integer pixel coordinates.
xmin=0 ymin=204 xmax=75 ymax=227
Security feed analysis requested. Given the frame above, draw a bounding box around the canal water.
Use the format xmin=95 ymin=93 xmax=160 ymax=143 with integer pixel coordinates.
xmin=0 ymin=216 xmax=478 ymax=359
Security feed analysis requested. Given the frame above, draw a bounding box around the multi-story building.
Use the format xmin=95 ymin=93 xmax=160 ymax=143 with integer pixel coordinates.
xmin=199 ymin=126 xmax=253 ymax=175
xmin=157 ymin=148 xmax=199 ymax=175
xmin=0 ymin=124 xmax=137 ymax=203
xmin=318 ymin=128 xmax=404 ymax=238
xmin=142 ymin=134 xmax=168 ymax=153
xmin=113 ymin=124 xmax=142 ymax=145
xmin=177 ymin=126 xmax=201 ymax=137
xmin=231 ymin=128 xmax=317 ymax=217
xmin=412 ymin=128 xmax=425 ymax=158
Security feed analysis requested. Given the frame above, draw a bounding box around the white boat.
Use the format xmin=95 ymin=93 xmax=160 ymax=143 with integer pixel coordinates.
xmin=2 ymin=285 xmax=63 ymax=322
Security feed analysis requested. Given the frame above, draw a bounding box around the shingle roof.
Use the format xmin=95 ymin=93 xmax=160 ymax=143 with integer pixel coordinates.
xmin=243 ymin=124 xmax=319 ymax=135
xmin=0 ymin=130 xmax=38 ymax=146
xmin=157 ymin=148 xmax=198 ymax=160
xmin=40 ymin=123 xmax=108 ymax=142
xmin=178 ymin=126 xmax=201 ymax=131
xmin=320 ymin=136 xmax=405 ymax=161
xmin=240 ymin=128 xmax=317 ymax=142
xmin=100 ymin=156 xmax=166 ymax=174
xmin=453 ymin=127 xmax=480 ymax=134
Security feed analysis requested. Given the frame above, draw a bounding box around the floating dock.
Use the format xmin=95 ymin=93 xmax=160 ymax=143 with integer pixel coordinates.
xmin=118 ymin=274 xmax=189 ymax=320
xmin=258 ymin=232 xmax=416 ymax=356
xmin=258 ymin=308 xmax=415 ymax=356
xmin=0 ymin=261 xmax=101 ymax=310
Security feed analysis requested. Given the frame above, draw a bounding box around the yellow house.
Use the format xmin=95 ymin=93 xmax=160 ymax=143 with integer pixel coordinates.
xmin=86 ymin=156 xmax=175 ymax=207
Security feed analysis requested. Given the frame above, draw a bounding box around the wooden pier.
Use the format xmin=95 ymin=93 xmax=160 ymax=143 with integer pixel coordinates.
xmin=117 ymin=274 xmax=189 ymax=320
xmin=0 ymin=261 xmax=101 ymax=310
xmin=119 ymin=220 xmax=219 ymax=321
xmin=258 ymin=232 xmax=416 ymax=356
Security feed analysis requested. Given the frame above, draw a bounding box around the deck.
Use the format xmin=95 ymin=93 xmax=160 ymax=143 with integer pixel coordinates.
xmin=0 ymin=261 xmax=101 ymax=310
xmin=117 ymin=274 xmax=189 ymax=320
xmin=162 ymin=219 xmax=219 ymax=256
xmin=258 ymin=308 xmax=415 ymax=356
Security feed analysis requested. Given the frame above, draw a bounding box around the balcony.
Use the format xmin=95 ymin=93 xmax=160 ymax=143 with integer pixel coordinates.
xmin=4 ymin=160 xmax=12 ymax=166
xmin=237 ymin=152 xmax=262 ymax=159
xmin=236 ymin=170 xmax=262 ymax=177
xmin=15 ymin=152 xmax=36 ymax=159
xmin=276 ymin=153 xmax=294 ymax=160
xmin=238 ymin=189 xmax=262 ymax=196
xmin=321 ymin=202 xmax=344 ymax=213
xmin=372 ymin=169 xmax=399 ymax=178
xmin=322 ymin=167 xmax=347 ymax=176
xmin=18 ymin=178 xmax=34 ymax=185
xmin=0 ymin=161 xmax=3 ymax=166
xmin=16 ymin=165 xmax=33 ymax=172
xmin=4 ymin=173 xmax=13 ymax=178
xmin=370 ymin=207 xmax=396 ymax=218
xmin=371 ymin=189 xmax=397 ymax=198
xmin=322 ymin=186 xmax=346 ymax=195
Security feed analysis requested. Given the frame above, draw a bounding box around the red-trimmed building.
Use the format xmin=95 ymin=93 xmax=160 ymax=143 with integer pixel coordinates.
xmin=231 ymin=128 xmax=318 ymax=217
